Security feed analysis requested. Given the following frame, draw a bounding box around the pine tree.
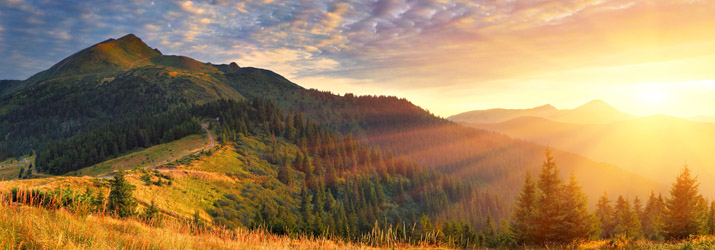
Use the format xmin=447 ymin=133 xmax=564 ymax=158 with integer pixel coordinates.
xmin=300 ymin=186 xmax=314 ymax=233
xmin=665 ymin=166 xmax=701 ymax=239
xmin=595 ymin=193 xmax=615 ymax=239
xmin=483 ymin=215 xmax=497 ymax=248
xmin=142 ymin=200 xmax=161 ymax=225
xmin=560 ymin=173 xmax=594 ymax=241
xmin=511 ymin=172 xmax=537 ymax=244
xmin=534 ymin=148 xmax=565 ymax=243
xmin=277 ymin=162 xmax=294 ymax=186
xmin=642 ymin=191 xmax=666 ymax=240
xmin=93 ymin=190 xmax=106 ymax=213
xmin=107 ymin=170 xmax=137 ymax=218
xmin=708 ymin=201 xmax=715 ymax=235
xmin=613 ymin=196 xmax=641 ymax=239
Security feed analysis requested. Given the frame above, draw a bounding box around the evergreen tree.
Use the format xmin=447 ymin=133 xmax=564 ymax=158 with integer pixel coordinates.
xmin=142 ymin=200 xmax=161 ymax=225
xmin=277 ymin=162 xmax=294 ymax=186
xmin=483 ymin=215 xmax=497 ymax=248
xmin=534 ymin=148 xmax=565 ymax=243
xmin=595 ymin=193 xmax=615 ymax=239
xmin=93 ymin=190 xmax=106 ymax=213
xmin=708 ymin=201 xmax=715 ymax=235
xmin=560 ymin=173 xmax=594 ymax=241
xmin=299 ymin=186 xmax=314 ymax=233
xmin=511 ymin=172 xmax=537 ymax=244
xmin=613 ymin=196 xmax=641 ymax=239
xmin=665 ymin=166 xmax=701 ymax=239
xmin=642 ymin=191 xmax=666 ymax=240
xmin=18 ymin=167 xmax=24 ymax=179
xmin=107 ymin=170 xmax=137 ymax=218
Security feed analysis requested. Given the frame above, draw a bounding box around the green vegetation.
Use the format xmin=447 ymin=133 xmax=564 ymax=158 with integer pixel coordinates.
xmin=107 ymin=170 xmax=137 ymax=218
xmin=508 ymin=152 xmax=715 ymax=248
xmin=70 ymin=134 xmax=207 ymax=177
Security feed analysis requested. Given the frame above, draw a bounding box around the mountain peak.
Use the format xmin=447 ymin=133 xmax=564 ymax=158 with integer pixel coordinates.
xmin=533 ymin=104 xmax=557 ymax=111
xmin=573 ymin=99 xmax=615 ymax=111
xmin=25 ymin=34 xmax=161 ymax=82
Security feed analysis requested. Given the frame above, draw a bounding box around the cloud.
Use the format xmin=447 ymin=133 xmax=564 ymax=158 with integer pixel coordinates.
xmin=3 ymin=0 xmax=715 ymax=116
xmin=179 ymin=1 xmax=204 ymax=14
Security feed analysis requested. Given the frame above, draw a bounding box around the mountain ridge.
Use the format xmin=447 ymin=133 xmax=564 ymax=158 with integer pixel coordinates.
xmin=448 ymin=99 xmax=635 ymax=124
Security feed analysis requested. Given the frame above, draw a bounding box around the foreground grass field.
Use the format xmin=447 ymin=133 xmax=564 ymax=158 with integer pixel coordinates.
xmin=0 ymin=203 xmax=384 ymax=249
xmin=3 ymin=199 xmax=715 ymax=250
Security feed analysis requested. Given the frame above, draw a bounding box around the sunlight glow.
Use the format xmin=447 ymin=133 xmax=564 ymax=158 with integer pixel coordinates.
xmin=638 ymin=87 xmax=668 ymax=107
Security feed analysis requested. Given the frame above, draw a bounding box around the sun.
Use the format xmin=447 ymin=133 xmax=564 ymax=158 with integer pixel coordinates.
xmin=639 ymin=87 xmax=668 ymax=106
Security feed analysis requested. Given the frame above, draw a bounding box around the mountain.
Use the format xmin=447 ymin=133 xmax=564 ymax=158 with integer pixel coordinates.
xmin=0 ymin=34 xmax=245 ymax=159
xmin=689 ymin=114 xmax=715 ymax=123
xmin=463 ymin=114 xmax=715 ymax=197
xmin=0 ymin=34 xmax=665 ymax=236
xmin=0 ymin=80 xmax=21 ymax=96
xmin=449 ymin=99 xmax=635 ymax=124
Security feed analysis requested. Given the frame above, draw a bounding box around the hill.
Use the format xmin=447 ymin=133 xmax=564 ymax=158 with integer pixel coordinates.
xmin=449 ymin=99 xmax=635 ymax=124
xmin=464 ymin=114 xmax=715 ymax=197
xmin=0 ymin=34 xmax=666 ymax=242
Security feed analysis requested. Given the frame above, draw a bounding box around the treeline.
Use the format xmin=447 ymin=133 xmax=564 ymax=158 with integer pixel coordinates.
xmin=36 ymin=111 xmax=200 ymax=174
xmin=199 ymin=99 xmax=505 ymax=244
xmin=0 ymin=68 xmax=199 ymax=161
xmin=594 ymin=166 xmax=715 ymax=241
xmin=510 ymin=151 xmax=715 ymax=246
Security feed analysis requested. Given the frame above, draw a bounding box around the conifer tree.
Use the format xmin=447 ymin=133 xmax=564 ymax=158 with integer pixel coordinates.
xmin=511 ymin=172 xmax=537 ymax=244
xmin=277 ymin=162 xmax=294 ymax=186
xmin=595 ymin=193 xmax=615 ymax=239
xmin=708 ymin=201 xmax=715 ymax=235
xmin=483 ymin=215 xmax=497 ymax=248
xmin=560 ymin=173 xmax=594 ymax=241
xmin=642 ymin=191 xmax=666 ymax=240
xmin=300 ymin=186 xmax=314 ymax=233
xmin=107 ymin=170 xmax=137 ymax=218
xmin=142 ymin=200 xmax=161 ymax=225
xmin=534 ymin=148 xmax=564 ymax=243
xmin=93 ymin=190 xmax=106 ymax=213
xmin=665 ymin=166 xmax=701 ymax=239
xmin=613 ymin=196 xmax=641 ymax=239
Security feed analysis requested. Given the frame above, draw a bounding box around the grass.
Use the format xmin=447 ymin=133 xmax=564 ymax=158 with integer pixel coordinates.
xmin=67 ymin=134 xmax=207 ymax=177
xmin=0 ymin=191 xmax=444 ymax=250
xmin=0 ymin=154 xmax=35 ymax=181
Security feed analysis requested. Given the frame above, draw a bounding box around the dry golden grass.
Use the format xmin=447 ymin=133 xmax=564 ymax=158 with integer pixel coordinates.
xmin=0 ymin=192 xmax=446 ymax=250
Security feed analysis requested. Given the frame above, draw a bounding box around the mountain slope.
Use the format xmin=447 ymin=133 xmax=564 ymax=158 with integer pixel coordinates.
xmin=464 ymin=115 xmax=715 ymax=197
xmin=0 ymin=34 xmax=666 ymax=232
xmin=24 ymin=34 xmax=160 ymax=84
xmin=449 ymin=99 xmax=635 ymax=124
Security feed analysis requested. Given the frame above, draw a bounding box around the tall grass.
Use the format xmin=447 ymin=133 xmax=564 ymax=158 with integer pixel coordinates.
xmin=0 ymin=189 xmax=441 ymax=250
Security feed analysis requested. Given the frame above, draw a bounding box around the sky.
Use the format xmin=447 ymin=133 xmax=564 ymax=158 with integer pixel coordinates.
xmin=2 ymin=0 xmax=715 ymax=118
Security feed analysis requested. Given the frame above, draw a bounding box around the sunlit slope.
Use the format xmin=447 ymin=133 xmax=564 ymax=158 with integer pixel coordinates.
xmin=466 ymin=115 xmax=715 ymax=197
xmin=24 ymin=34 xmax=161 ymax=85
xmin=449 ymin=99 xmax=635 ymax=124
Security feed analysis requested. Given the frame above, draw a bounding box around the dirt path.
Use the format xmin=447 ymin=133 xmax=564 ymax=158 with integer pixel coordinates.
xmin=201 ymin=123 xmax=215 ymax=151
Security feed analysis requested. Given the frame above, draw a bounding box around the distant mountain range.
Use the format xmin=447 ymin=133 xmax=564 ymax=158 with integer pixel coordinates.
xmin=449 ymin=99 xmax=635 ymax=124
xmin=451 ymin=102 xmax=715 ymax=197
